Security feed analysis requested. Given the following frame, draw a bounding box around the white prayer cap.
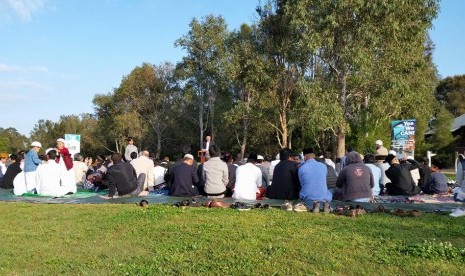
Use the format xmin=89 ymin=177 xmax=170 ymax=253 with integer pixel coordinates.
xmin=56 ymin=138 xmax=66 ymax=144
xmin=45 ymin=148 xmax=56 ymax=155
xmin=183 ymin=154 xmax=194 ymax=160
xmin=388 ymin=150 xmax=397 ymax=156
xmin=30 ymin=141 xmax=42 ymax=148
xmin=257 ymin=155 xmax=264 ymax=160
xmin=375 ymin=140 xmax=383 ymax=146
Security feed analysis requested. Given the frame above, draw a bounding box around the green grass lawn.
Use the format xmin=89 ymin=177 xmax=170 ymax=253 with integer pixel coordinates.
xmin=0 ymin=202 xmax=464 ymax=275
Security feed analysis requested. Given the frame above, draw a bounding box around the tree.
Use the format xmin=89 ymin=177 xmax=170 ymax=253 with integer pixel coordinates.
xmin=287 ymin=0 xmax=439 ymax=156
xmin=175 ymin=15 xmax=230 ymax=147
xmin=436 ymin=75 xmax=465 ymax=117
xmin=0 ymin=128 xmax=29 ymax=153
xmin=254 ymin=1 xmax=310 ymax=149
xmin=93 ymin=63 xmax=178 ymax=158
xmin=223 ymin=23 xmax=272 ymax=157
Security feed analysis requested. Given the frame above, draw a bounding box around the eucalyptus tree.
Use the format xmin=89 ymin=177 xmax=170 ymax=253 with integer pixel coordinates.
xmin=286 ymin=0 xmax=439 ymax=156
xmin=175 ymin=15 xmax=230 ymax=147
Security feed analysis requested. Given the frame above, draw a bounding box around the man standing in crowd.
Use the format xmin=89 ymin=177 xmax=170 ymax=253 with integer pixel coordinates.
xmin=375 ymin=140 xmax=389 ymax=156
xmin=202 ymin=145 xmax=228 ymax=198
xmin=124 ymin=137 xmax=138 ymax=161
xmin=201 ymin=135 xmax=215 ymax=159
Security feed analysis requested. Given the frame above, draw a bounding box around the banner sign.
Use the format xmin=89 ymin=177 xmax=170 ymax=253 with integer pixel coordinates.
xmin=390 ymin=119 xmax=416 ymax=159
xmin=65 ymin=134 xmax=81 ymax=158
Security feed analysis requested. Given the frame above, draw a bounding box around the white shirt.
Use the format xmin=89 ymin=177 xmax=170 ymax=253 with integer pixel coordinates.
xmin=36 ymin=161 xmax=70 ymax=197
xmin=325 ymin=158 xmax=336 ymax=169
xmin=269 ymin=160 xmax=280 ymax=179
xmin=0 ymin=162 xmax=6 ymax=175
xmin=73 ymin=161 xmax=89 ymax=183
xmin=233 ymin=163 xmax=262 ymax=200
xmin=131 ymin=156 xmax=155 ymax=189
xmin=153 ymin=165 xmax=167 ymax=186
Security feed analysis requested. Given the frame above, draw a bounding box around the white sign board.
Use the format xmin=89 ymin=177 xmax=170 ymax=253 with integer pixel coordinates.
xmin=65 ymin=134 xmax=81 ymax=158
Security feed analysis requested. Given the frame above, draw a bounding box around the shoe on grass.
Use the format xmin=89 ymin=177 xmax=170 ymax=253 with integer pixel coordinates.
xmin=293 ymin=202 xmax=309 ymax=212
xmin=312 ymin=201 xmax=320 ymax=213
xmin=281 ymin=201 xmax=293 ymax=211
xmin=232 ymin=202 xmax=251 ymax=211
xmin=323 ymin=201 xmax=331 ymax=213
xmin=450 ymin=207 xmax=465 ymax=217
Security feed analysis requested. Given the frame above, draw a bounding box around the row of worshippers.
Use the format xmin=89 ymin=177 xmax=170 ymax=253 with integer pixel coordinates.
xmin=0 ymin=138 xmax=449 ymax=200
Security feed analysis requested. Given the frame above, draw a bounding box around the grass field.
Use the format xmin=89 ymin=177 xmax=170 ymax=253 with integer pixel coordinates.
xmin=0 ymin=202 xmax=464 ymax=275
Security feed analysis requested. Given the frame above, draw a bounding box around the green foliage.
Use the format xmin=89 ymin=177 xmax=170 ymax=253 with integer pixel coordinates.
xmin=400 ymin=240 xmax=465 ymax=261
xmin=436 ymin=74 xmax=465 ymax=116
xmin=0 ymin=128 xmax=28 ymax=154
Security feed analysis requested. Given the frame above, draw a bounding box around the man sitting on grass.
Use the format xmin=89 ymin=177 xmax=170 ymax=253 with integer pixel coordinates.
xmin=36 ymin=150 xmax=72 ymax=197
xmin=420 ymin=163 xmax=448 ymax=195
xmin=232 ymin=153 xmax=263 ymax=201
xmin=384 ymin=154 xmax=421 ymax=196
xmin=100 ymin=153 xmax=148 ymax=199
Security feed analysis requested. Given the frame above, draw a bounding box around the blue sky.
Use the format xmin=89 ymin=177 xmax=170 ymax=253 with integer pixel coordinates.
xmin=0 ymin=0 xmax=464 ymax=136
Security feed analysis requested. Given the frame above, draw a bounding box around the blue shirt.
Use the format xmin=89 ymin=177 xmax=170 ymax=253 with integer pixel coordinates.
xmin=298 ymin=159 xmax=332 ymax=201
xmin=366 ymin=164 xmax=382 ymax=196
xmin=24 ymin=150 xmax=42 ymax=172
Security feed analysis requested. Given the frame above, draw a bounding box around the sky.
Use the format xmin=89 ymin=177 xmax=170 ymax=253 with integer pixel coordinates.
xmin=0 ymin=0 xmax=464 ymax=137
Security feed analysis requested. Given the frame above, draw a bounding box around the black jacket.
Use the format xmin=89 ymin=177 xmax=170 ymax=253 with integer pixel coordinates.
xmin=266 ymin=160 xmax=300 ymax=200
xmin=169 ymin=163 xmax=199 ymax=197
xmin=385 ymin=159 xmax=421 ymax=196
xmin=105 ymin=161 xmax=138 ymax=197
xmin=1 ymin=162 xmax=22 ymax=189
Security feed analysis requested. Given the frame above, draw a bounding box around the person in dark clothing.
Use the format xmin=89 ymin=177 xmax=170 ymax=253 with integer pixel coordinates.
xmin=421 ymin=164 xmax=448 ymax=194
xmin=384 ymin=154 xmax=421 ymax=196
xmin=222 ymin=152 xmax=236 ymax=197
xmin=418 ymin=157 xmax=431 ymax=188
xmin=265 ymin=148 xmax=300 ymax=200
xmin=169 ymin=154 xmax=199 ymax=197
xmin=335 ymin=151 xmax=374 ymax=202
xmin=0 ymin=153 xmax=24 ymax=189
xmin=317 ymin=157 xmax=338 ymax=193
xmin=101 ymin=153 xmax=147 ymax=199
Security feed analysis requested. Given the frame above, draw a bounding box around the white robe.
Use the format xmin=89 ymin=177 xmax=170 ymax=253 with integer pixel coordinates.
xmin=58 ymin=158 xmax=77 ymax=194
xmin=13 ymin=171 xmax=27 ymax=195
xmin=36 ymin=162 xmax=73 ymax=197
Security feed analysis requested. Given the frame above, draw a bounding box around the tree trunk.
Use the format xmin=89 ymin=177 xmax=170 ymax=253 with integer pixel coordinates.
xmin=241 ymin=119 xmax=248 ymax=159
xmin=199 ymin=102 xmax=204 ymax=149
xmin=280 ymin=111 xmax=288 ymax=149
xmin=336 ymin=127 xmax=346 ymax=158
xmin=156 ymin=132 xmax=162 ymax=159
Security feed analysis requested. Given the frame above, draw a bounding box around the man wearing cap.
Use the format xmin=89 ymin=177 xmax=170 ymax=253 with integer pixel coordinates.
xmin=298 ymin=148 xmax=332 ymax=202
xmin=256 ymin=155 xmax=270 ymax=187
xmin=375 ymin=140 xmax=389 ymax=156
xmin=131 ymin=150 xmax=155 ymax=190
xmin=24 ymin=141 xmax=43 ymax=193
xmin=124 ymin=137 xmax=138 ymax=161
xmin=168 ymin=154 xmax=200 ymax=197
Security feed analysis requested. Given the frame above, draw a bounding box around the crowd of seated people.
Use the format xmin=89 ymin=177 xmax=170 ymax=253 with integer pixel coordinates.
xmin=0 ymin=137 xmax=457 ymax=202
